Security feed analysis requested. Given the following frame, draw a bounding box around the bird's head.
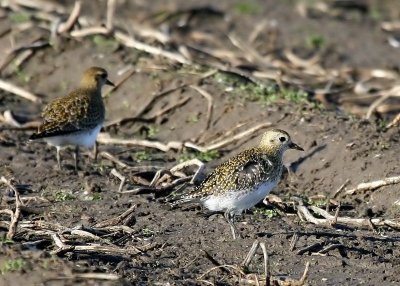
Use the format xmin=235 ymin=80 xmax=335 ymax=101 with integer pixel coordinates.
xmin=258 ymin=129 xmax=303 ymax=155
xmin=80 ymin=67 xmax=115 ymax=90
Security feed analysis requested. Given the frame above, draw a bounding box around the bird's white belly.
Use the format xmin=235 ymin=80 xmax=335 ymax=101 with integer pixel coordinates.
xmin=202 ymin=181 xmax=277 ymax=214
xmin=44 ymin=124 xmax=102 ymax=148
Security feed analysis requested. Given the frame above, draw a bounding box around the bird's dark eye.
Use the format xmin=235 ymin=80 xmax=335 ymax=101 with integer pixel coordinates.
xmin=279 ymin=136 xmax=286 ymax=142
xmin=96 ymin=73 xmax=107 ymax=79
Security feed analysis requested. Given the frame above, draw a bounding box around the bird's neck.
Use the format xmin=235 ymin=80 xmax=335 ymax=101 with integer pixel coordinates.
xmin=255 ymin=146 xmax=283 ymax=163
xmin=79 ymin=77 xmax=103 ymax=91
xmin=78 ymin=85 xmax=103 ymax=100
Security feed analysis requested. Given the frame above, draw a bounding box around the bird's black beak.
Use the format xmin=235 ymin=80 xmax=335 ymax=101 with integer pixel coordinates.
xmin=289 ymin=142 xmax=304 ymax=151
xmin=106 ymin=79 xmax=115 ymax=86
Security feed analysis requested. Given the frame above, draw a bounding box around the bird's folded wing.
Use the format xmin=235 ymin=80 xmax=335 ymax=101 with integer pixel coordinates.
xmin=41 ymin=94 xmax=89 ymax=123
xmin=169 ymin=151 xmax=276 ymax=204
xmin=32 ymin=95 xmax=92 ymax=138
xmin=234 ymin=158 xmax=274 ymax=189
xmin=30 ymin=121 xmax=84 ymax=139
xmin=193 ymin=155 xmax=274 ymax=197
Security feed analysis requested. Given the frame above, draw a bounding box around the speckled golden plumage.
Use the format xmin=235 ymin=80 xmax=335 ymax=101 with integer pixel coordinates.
xmin=182 ymin=129 xmax=302 ymax=200
xmin=30 ymin=67 xmax=114 ymax=170
xmin=190 ymin=148 xmax=281 ymax=199
xmin=32 ymin=67 xmax=110 ymax=138
xmin=173 ymin=129 xmax=303 ymax=239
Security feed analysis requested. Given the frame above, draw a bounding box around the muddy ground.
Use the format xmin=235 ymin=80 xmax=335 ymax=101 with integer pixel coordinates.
xmin=1 ymin=0 xmax=400 ymax=285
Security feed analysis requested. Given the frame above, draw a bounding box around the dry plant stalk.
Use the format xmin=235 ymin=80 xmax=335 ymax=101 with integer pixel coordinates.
xmin=344 ymin=175 xmax=400 ymax=195
xmin=189 ymin=85 xmax=214 ymax=142
xmin=110 ymin=168 xmax=127 ymax=192
xmin=146 ymin=96 xmax=191 ymax=120
xmin=100 ymin=151 xmax=129 ymax=168
xmin=51 ymin=233 xmax=141 ymax=257
xmin=169 ymin=158 xmax=205 ymax=184
xmin=6 ymin=197 xmax=22 ymax=240
xmin=387 ymin=113 xmax=400 ymax=128
xmin=94 ymin=204 xmax=136 ymax=228
xmin=297 ymin=204 xmax=400 ymax=229
xmin=184 ymin=121 xmax=272 ymax=152
xmin=6 ymin=0 xmax=400 ymax=122
xmin=134 ymin=83 xmax=188 ymax=119
xmin=1 ymin=176 xmax=23 ymax=240
xmin=0 ymin=79 xmax=41 ymax=103
xmin=97 ymin=133 xmax=181 ymax=152
xmin=70 ymin=26 xmax=110 ymax=38
xmin=57 ymin=0 xmax=81 ymax=33
xmin=46 ymin=273 xmax=120 ymax=282
xmin=114 ymin=31 xmax=190 ymax=64
xmin=98 ymin=121 xmax=271 ymax=155
xmin=12 ymin=0 xmax=66 ymax=13
xmin=106 ymin=0 xmax=117 ymax=30
xmin=0 ymin=110 xmax=41 ymax=129
xmin=366 ymin=85 xmax=400 ymax=119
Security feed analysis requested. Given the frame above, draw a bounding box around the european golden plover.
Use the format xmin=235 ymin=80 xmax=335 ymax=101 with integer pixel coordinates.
xmin=29 ymin=67 xmax=114 ymax=170
xmin=174 ymin=129 xmax=303 ymax=239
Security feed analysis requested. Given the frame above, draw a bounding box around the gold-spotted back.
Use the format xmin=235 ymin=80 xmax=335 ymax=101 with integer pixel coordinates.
xmin=30 ymin=67 xmax=110 ymax=139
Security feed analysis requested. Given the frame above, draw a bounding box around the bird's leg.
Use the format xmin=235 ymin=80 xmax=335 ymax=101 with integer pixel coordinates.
xmin=56 ymin=147 xmax=62 ymax=170
xmin=73 ymin=146 xmax=79 ymax=171
xmin=224 ymin=211 xmax=240 ymax=239
xmin=92 ymin=141 xmax=98 ymax=161
xmin=285 ymin=163 xmax=297 ymax=181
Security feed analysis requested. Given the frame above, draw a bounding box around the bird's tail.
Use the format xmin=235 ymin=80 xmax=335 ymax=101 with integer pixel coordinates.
xmin=164 ymin=186 xmax=200 ymax=208
xmin=29 ymin=132 xmax=43 ymax=140
xmin=168 ymin=197 xmax=198 ymax=208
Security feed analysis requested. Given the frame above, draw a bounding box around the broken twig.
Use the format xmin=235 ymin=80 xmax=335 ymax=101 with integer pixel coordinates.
xmin=344 ymin=176 xmax=400 ymax=195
